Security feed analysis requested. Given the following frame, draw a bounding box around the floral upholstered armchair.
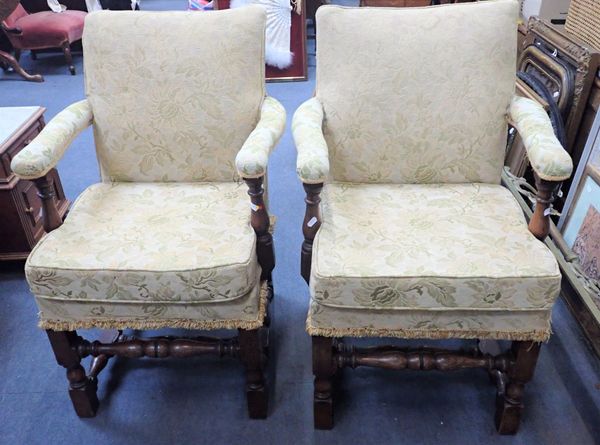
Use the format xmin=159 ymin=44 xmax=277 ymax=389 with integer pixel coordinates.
xmin=11 ymin=7 xmax=285 ymax=419
xmin=293 ymin=1 xmax=572 ymax=434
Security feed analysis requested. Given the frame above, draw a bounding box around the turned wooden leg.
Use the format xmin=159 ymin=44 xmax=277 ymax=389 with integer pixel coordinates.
xmin=14 ymin=49 xmax=21 ymax=62
xmin=313 ymin=336 xmax=337 ymax=429
xmin=61 ymin=42 xmax=75 ymax=75
xmin=46 ymin=330 xmax=99 ymax=418
xmin=239 ymin=328 xmax=268 ymax=419
xmin=495 ymin=341 xmax=541 ymax=435
xmin=0 ymin=49 xmax=44 ymax=82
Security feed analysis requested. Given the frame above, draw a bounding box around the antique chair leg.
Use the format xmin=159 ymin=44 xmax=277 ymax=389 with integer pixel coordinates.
xmin=61 ymin=42 xmax=75 ymax=75
xmin=0 ymin=49 xmax=44 ymax=82
xmin=14 ymin=48 xmax=21 ymax=62
xmin=312 ymin=336 xmax=337 ymax=429
xmin=239 ymin=328 xmax=268 ymax=419
xmin=495 ymin=341 xmax=541 ymax=435
xmin=46 ymin=330 xmax=99 ymax=418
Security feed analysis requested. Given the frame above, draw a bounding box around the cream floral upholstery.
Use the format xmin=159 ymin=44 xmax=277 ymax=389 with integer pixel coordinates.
xmin=26 ymin=182 xmax=266 ymax=330
xmin=314 ymin=3 xmax=516 ymax=184
xmin=306 ymin=183 xmax=560 ymax=341
xmin=509 ymin=96 xmax=573 ymax=181
xmin=83 ymin=8 xmax=276 ymax=182
xmin=296 ymin=1 xmax=572 ymax=342
xmin=293 ymin=97 xmax=329 ymax=184
xmin=236 ymin=97 xmax=287 ymax=178
xmin=10 ymin=7 xmax=284 ymax=331
xmin=11 ymin=100 xmax=92 ymax=180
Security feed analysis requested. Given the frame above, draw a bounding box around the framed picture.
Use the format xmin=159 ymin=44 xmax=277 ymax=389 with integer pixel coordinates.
xmin=214 ymin=0 xmax=307 ymax=82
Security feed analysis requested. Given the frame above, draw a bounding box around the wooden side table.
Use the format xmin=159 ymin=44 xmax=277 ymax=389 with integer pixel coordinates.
xmin=0 ymin=106 xmax=69 ymax=261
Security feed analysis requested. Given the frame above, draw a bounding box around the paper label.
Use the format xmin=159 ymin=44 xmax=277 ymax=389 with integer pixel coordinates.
xmin=544 ymin=207 xmax=552 ymax=217
xmin=307 ymin=217 xmax=318 ymax=227
xmin=250 ymin=203 xmax=259 ymax=212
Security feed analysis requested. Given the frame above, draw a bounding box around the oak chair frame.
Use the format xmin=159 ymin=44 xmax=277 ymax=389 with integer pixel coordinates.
xmin=301 ymin=173 xmax=561 ymax=434
xmin=35 ymin=174 xmax=275 ymax=419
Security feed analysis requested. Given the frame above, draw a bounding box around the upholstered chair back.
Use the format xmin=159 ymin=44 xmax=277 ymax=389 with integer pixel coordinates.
xmin=315 ymin=0 xmax=518 ymax=184
xmin=83 ymin=7 xmax=266 ymax=182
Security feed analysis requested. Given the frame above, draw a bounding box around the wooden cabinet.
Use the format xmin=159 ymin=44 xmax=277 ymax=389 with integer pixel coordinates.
xmin=0 ymin=106 xmax=69 ymax=261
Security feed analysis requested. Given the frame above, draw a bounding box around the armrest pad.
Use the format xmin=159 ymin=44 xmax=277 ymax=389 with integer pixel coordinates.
xmin=235 ymin=96 xmax=286 ymax=179
xmin=11 ymin=99 xmax=93 ymax=180
xmin=292 ymin=97 xmax=329 ymax=184
xmin=509 ymin=95 xmax=573 ymax=182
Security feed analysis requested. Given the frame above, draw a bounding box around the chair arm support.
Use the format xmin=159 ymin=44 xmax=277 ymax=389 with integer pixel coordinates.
xmin=243 ymin=177 xmax=275 ymax=281
xmin=293 ymin=97 xmax=330 ymax=184
xmin=301 ymin=183 xmax=323 ymax=284
xmin=528 ymin=173 xmax=561 ymax=241
xmin=509 ymin=95 xmax=573 ymax=181
xmin=11 ymin=99 xmax=93 ymax=180
xmin=235 ymin=96 xmax=286 ymax=179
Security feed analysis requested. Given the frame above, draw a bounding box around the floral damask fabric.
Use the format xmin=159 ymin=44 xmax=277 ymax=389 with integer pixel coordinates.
xmin=308 ymin=183 xmax=560 ymax=339
xmin=235 ymin=96 xmax=286 ymax=178
xmin=293 ymin=97 xmax=330 ymax=184
xmin=509 ymin=95 xmax=573 ymax=181
xmin=10 ymin=100 xmax=93 ymax=180
xmin=83 ymin=8 xmax=268 ymax=182
xmin=36 ymin=279 xmax=267 ymax=331
xmin=26 ymin=182 xmax=259 ymax=310
xmin=314 ymin=2 xmax=517 ymax=184
xmin=306 ymin=300 xmax=552 ymax=341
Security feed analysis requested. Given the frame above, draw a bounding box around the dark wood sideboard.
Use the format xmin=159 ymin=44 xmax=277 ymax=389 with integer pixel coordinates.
xmin=0 ymin=106 xmax=69 ymax=261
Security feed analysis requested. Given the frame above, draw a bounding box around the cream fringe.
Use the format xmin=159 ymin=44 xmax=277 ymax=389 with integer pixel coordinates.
xmin=306 ymin=314 xmax=551 ymax=342
xmin=39 ymin=281 xmax=269 ymax=332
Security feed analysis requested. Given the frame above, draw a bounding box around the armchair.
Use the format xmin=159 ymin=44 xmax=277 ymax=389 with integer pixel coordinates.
xmin=11 ymin=7 xmax=285 ymax=419
xmin=294 ymin=2 xmax=572 ymax=434
xmin=2 ymin=3 xmax=86 ymax=75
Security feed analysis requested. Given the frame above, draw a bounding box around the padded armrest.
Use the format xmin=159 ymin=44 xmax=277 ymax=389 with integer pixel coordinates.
xmin=235 ymin=96 xmax=286 ymax=179
xmin=509 ymin=95 xmax=573 ymax=182
xmin=11 ymin=99 xmax=93 ymax=180
xmin=292 ymin=97 xmax=329 ymax=184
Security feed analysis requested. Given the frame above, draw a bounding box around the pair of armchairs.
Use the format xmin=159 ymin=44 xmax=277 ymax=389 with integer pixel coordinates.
xmin=11 ymin=1 xmax=573 ymax=435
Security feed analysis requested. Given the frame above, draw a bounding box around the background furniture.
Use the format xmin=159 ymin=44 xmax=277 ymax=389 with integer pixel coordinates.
xmin=10 ymin=7 xmax=285 ymax=419
xmin=0 ymin=0 xmax=42 ymax=81
xmin=0 ymin=106 xmax=69 ymax=261
xmin=214 ymin=0 xmax=307 ymax=81
xmin=295 ymin=2 xmax=572 ymax=435
xmin=2 ymin=3 xmax=86 ymax=75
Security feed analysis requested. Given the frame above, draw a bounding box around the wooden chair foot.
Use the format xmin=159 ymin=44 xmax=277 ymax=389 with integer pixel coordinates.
xmin=312 ymin=336 xmax=337 ymax=429
xmin=495 ymin=389 xmax=522 ymax=435
xmin=61 ymin=42 xmax=76 ymax=75
xmin=314 ymin=389 xmax=334 ymax=429
xmin=239 ymin=328 xmax=269 ymax=419
xmin=246 ymin=379 xmax=268 ymax=419
xmin=0 ymin=49 xmax=43 ymax=82
xmin=47 ymin=330 xmax=100 ymax=417
xmin=68 ymin=373 xmax=99 ymax=418
xmin=494 ymin=341 xmax=541 ymax=435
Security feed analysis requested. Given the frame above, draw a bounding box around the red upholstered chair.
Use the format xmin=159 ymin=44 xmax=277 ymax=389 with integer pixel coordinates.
xmin=1 ymin=3 xmax=86 ymax=75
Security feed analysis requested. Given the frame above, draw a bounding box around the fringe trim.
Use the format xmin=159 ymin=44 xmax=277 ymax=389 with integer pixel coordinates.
xmin=39 ymin=282 xmax=269 ymax=332
xmin=306 ymin=315 xmax=552 ymax=342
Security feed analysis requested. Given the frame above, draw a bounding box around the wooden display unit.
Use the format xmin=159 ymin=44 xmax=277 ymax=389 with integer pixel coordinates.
xmin=0 ymin=106 xmax=69 ymax=261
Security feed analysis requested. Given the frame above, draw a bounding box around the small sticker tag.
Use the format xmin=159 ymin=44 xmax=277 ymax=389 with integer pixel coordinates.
xmin=544 ymin=207 xmax=552 ymax=217
xmin=250 ymin=203 xmax=259 ymax=212
xmin=307 ymin=216 xmax=318 ymax=227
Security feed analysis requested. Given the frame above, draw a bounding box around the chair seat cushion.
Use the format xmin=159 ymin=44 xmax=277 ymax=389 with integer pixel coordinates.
xmin=11 ymin=11 xmax=86 ymax=49
xmin=311 ymin=183 xmax=561 ymax=312
xmin=26 ymin=182 xmax=265 ymax=330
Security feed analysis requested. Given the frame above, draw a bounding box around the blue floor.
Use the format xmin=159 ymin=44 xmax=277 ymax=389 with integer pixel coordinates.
xmin=1 ymin=1 xmax=600 ymax=444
